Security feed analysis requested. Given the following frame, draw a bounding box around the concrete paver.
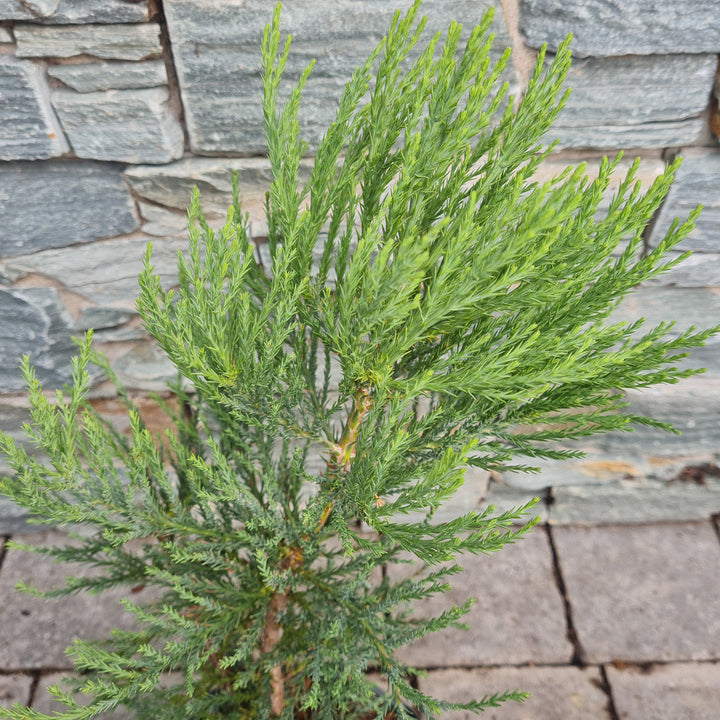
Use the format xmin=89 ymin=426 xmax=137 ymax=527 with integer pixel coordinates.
xmin=395 ymin=528 xmax=573 ymax=667
xmin=0 ymin=673 xmax=33 ymax=707
xmin=419 ymin=666 xmax=612 ymax=720
xmin=552 ymin=522 xmax=720 ymax=663
xmin=0 ymin=531 xmax=155 ymax=670
xmin=33 ymin=673 xmax=131 ymax=719
xmin=606 ymin=662 xmax=720 ymax=720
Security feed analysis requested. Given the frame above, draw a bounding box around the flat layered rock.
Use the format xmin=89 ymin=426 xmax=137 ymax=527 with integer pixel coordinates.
xmin=14 ymin=23 xmax=161 ymax=60
xmin=0 ymin=287 xmax=78 ymax=392
xmin=6 ymin=234 xmax=185 ymax=306
xmin=124 ymin=157 xmax=310 ymax=222
xmin=0 ymin=0 xmax=148 ymax=24
xmin=550 ymin=481 xmax=720 ymax=525
xmin=0 ymin=161 xmax=137 ymax=256
xmin=47 ymin=60 xmax=167 ymax=92
xmin=649 ymin=149 xmax=720 ymax=253
xmin=164 ymin=0 xmax=516 ymax=153
xmin=0 ymin=55 xmax=69 ymax=160
xmin=52 ymin=86 xmax=184 ymax=163
xmin=553 ymin=522 xmax=720 ymax=663
xmin=519 ymin=0 xmax=720 ymax=56
xmin=547 ymin=54 xmax=715 ymax=149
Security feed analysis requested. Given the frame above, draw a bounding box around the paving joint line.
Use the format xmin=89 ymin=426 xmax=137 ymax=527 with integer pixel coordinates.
xmin=544 ymin=524 xmax=585 ymax=667
xmin=598 ymin=665 xmax=621 ymax=720
xmin=0 ymin=534 xmax=10 ymax=575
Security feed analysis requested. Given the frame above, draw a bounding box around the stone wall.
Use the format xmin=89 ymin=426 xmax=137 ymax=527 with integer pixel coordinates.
xmin=1 ymin=0 xmax=719 ymax=527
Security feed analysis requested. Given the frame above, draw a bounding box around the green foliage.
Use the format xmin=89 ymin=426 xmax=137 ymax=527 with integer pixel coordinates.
xmin=0 ymin=2 xmax=716 ymax=719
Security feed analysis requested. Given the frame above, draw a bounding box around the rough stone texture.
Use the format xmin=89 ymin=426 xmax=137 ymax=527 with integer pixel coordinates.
xmin=550 ymin=480 xmax=720 ymax=525
xmin=0 ymin=530 xmax=155 ymax=670
xmin=649 ymin=149 xmax=720 ymax=253
xmin=607 ymin=287 xmax=720 ymax=375
xmin=0 ymin=0 xmax=148 ymax=24
xmin=550 ymin=118 xmax=705 ymax=151
xmin=0 ymin=27 xmax=13 ymax=42
xmin=111 ymin=341 xmax=178 ymax=392
xmin=0 ymin=673 xmax=33 ymax=708
xmin=5 ymin=234 xmax=185 ymax=306
xmin=606 ymin=662 xmax=720 ymax=720
xmin=518 ymin=0 xmax=720 ymax=56
xmin=547 ymin=54 xmax=716 ymax=150
xmin=164 ymin=0 xmax=516 ymax=154
xmin=137 ymin=202 xmax=187 ymax=237
xmin=125 ymin=157 xmax=312 ymax=224
xmin=14 ymin=23 xmax=162 ymax=60
xmin=553 ymin=523 xmax=720 ymax=663
xmin=394 ymin=528 xmax=571 ymax=667
xmin=0 ymin=55 xmax=69 ymax=160
xmin=47 ymin=60 xmax=167 ymax=92
xmin=420 ymin=666 xmax=611 ymax=720
xmin=648 ymin=252 xmax=720 ymax=287
xmin=0 ymin=161 xmax=138 ymax=257
xmin=52 ymin=86 xmax=184 ymax=163
xmin=0 ymin=287 xmax=78 ymax=392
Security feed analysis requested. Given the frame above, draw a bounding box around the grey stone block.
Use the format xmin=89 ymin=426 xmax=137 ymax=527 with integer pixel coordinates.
xmin=518 ymin=0 xmax=720 ymax=56
xmin=648 ymin=252 xmax=720 ymax=287
xmin=607 ymin=287 xmax=720 ymax=375
xmin=5 ymin=234 xmax=185 ymax=306
xmin=14 ymin=23 xmax=161 ymax=60
xmin=112 ymin=341 xmax=177 ymax=392
xmin=546 ymin=54 xmax=715 ymax=150
xmin=419 ymin=666 xmax=611 ymax=719
xmin=0 ymin=673 xmax=33 ymax=708
xmin=137 ymin=202 xmax=187 ymax=237
xmin=164 ymin=0 xmax=516 ymax=154
xmin=52 ymin=86 xmax=184 ymax=163
xmin=550 ymin=481 xmax=720 ymax=525
xmin=0 ymin=287 xmax=77 ymax=392
xmin=0 ymin=0 xmax=148 ymax=24
xmin=0 ymin=530 xmax=155 ymax=670
xmin=74 ymin=306 xmax=135 ymax=331
xmin=47 ymin=60 xmax=167 ymax=92
xmin=550 ymin=117 xmax=705 ymax=151
xmin=553 ymin=522 xmax=720 ymax=663
xmin=394 ymin=528 xmax=572 ymax=667
xmin=0 ymin=161 xmax=138 ymax=257
xmin=124 ymin=157 xmax=307 ymax=224
xmin=0 ymin=55 xmax=69 ymax=160
xmin=649 ymin=149 xmax=720 ymax=253
xmin=607 ymin=662 xmax=720 ymax=720
xmin=0 ymin=26 xmax=13 ymax=42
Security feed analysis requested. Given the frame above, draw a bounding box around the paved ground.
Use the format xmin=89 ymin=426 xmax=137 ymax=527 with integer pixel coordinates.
xmin=1 ymin=518 xmax=719 ymax=719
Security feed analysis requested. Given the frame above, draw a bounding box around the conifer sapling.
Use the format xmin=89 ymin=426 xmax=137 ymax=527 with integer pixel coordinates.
xmin=0 ymin=2 xmax=716 ymax=719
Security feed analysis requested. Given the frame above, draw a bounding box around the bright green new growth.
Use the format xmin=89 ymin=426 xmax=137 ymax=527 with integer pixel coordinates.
xmin=0 ymin=2 xmax=715 ymax=719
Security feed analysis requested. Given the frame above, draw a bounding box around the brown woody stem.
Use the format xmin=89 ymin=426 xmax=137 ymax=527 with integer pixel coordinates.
xmin=261 ymin=591 xmax=289 ymax=716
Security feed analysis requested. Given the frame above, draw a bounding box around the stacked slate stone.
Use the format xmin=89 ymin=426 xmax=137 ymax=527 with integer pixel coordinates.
xmin=1 ymin=0 xmax=719 ymax=531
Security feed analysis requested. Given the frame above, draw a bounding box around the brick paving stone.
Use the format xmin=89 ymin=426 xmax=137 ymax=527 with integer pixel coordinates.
xmin=33 ymin=673 xmax=131 ymax=719
xmin=419 ymin=666 xmax=611 ymax=719
xmin=0 ymin=673 xmax=33 ymax=707
xmin=606 ymin=662 xmax=720 ymax=720
xmin=394 ymin=528 xmax=572 ymax=667
xmin=0 ymin=530 xmax=156 ymax=670
xmin=553 ymin=523 xmax=720 ymax=664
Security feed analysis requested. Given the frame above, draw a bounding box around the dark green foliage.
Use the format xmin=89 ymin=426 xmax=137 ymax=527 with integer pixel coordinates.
xmin=0 ymin=2 xmax=716 ymax=719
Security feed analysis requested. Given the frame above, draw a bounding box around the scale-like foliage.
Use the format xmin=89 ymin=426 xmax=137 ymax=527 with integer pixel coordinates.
xmin=0 ymin=2 xmax=716 ymax=719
